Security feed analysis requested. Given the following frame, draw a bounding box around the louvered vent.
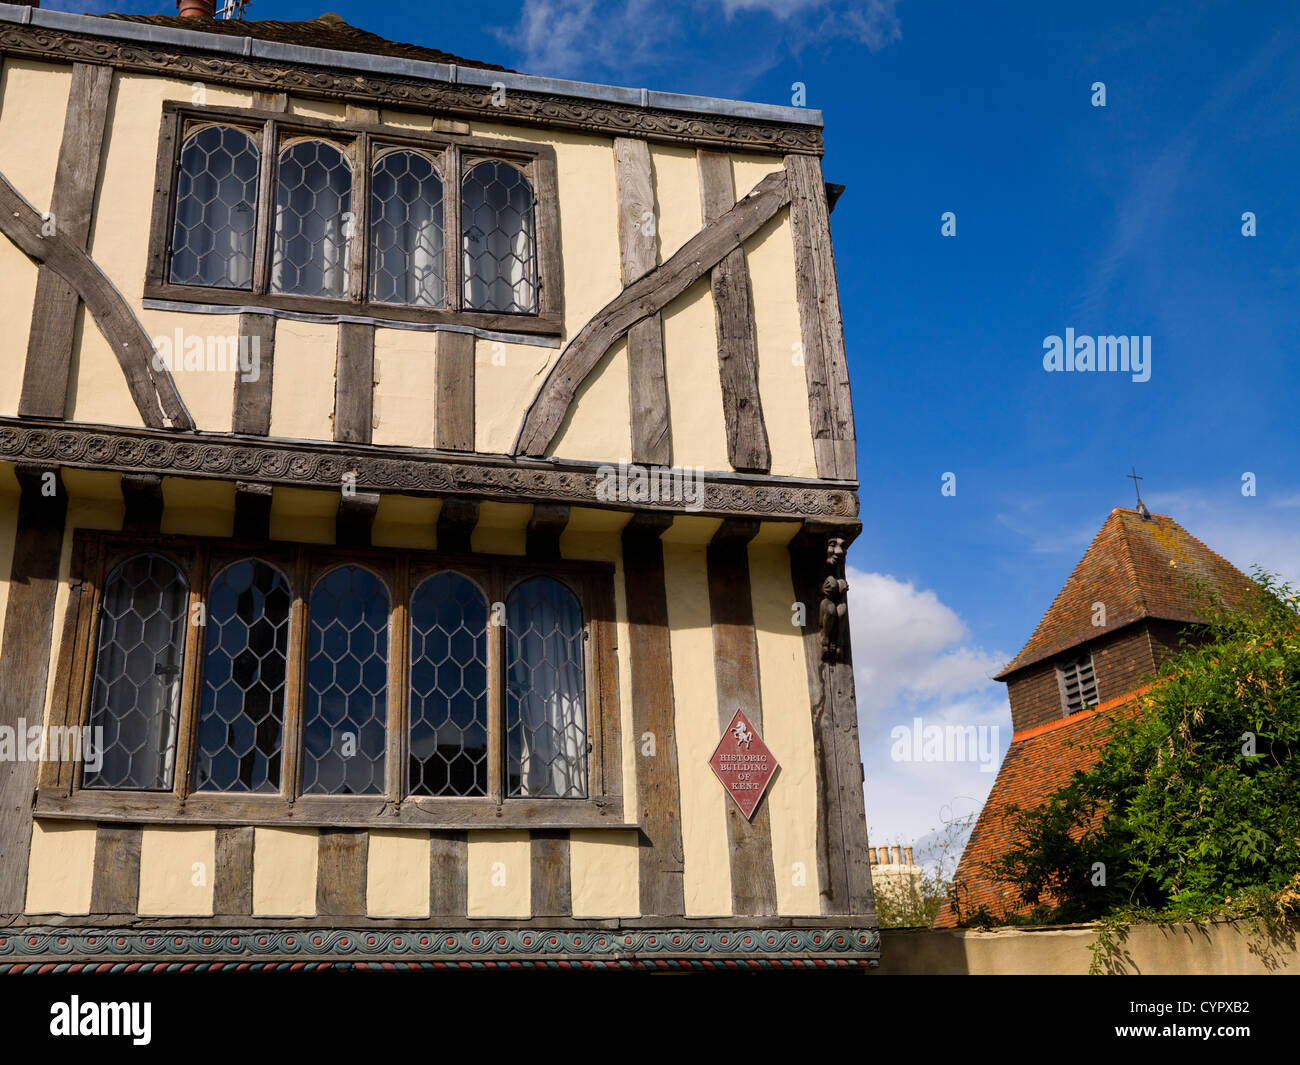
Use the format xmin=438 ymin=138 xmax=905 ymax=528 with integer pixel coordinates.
xmin=1056 ymin=651 xmax=1099 ymax=715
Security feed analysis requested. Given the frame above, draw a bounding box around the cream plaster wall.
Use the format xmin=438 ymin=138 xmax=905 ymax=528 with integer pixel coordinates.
xmin=253 ymin=826 xmax=319 ymax=916
xmin=569 ymin=829 xmax=639 ymax=918
xmin=466 ymin=829 xmax=530 ymax=917
xmin=25 ymin=820 xmax=96 ymax=915
xmin=137 ymin=826 xmax=216 ymax=916
xmin=366 ymin=830 xmax=431 ymax=918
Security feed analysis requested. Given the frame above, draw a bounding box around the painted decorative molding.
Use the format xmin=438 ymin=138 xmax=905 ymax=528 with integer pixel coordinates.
xmin=0 ymin=419 xmax=859 ymax=521
xmin=0 ymin=925 xmax=880 ymax=970
xmin=0 ymin=26 xmax=823 ymax=155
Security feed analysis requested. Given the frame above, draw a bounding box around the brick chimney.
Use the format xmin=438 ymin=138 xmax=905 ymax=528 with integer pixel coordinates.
xmin=177 ymin=0 xmax=216 ymax=17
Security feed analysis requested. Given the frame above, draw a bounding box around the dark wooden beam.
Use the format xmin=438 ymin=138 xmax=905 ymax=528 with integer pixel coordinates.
xmin=435 ymin=330 xmax=476 ymax=451
xmin=336 ymin=490 xmax=380 ymax=548
xmin=232 ymin=481 xmax=273 ymax=542
xmin=622 ymin=514 xmax=685 ymax=915
xmin=429 ymin=830 xmax=468 ymax=917
xmin=706 ymin=517 xmax=777 ymax=916
xmin=525 ymin=503 xmax=569 ymax=561
xmin=231 ymin=313 xmax=277 ymax=436
xmin=213 ymin=825 xmax=254 ymax=917
xmin=436 ymin=497 xmax=480 ymax=554
xmin=89 ymin=824 xmax=142 ymax=915
xmin=514 ymin=168 xmax=790 ymax=457
xmin=19 ymin=63 xmax=113 ymax=422
xmin=316 ymin=828 xmax=369 ymax=917
xmin=334 ymin=322 xmax=374 ymax=444
xmin=120 ymin=473 xmax=163 ymax=535
xmin=0 ymin=173 xmax=193 ymax=431
xmin=615 ymin=137 xmax=671 ymax=467
xmin=0 ymin=466 xmax=66 ymax=913
xmin=530 ymin=830 xmax=572 ymax=917
xmin=697 ymin=151 xmax=770 ymax=474
xmin=785 ymin=154 xmax=857 ymax=480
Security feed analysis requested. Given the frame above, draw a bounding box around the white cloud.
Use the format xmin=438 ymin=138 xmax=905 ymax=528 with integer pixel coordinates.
xmin=718 ymin=0 xmax=904 ymax=51
xmin=497 ymin=0 xmax=673 ymax=80
xmin=848 ymin=569 xmax=1011 ymax=848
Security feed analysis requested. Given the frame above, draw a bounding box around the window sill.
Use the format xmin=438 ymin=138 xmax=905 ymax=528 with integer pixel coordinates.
xmin=34 ymin=790 xmax=628 ymax=831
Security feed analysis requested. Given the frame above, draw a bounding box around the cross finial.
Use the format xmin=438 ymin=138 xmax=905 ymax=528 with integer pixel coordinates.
xmin=1128 ymin=466 xmax=1151 ymax=518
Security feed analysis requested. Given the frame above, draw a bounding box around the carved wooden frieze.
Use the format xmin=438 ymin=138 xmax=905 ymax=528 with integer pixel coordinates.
xmin=0 ymin=24 xmax=823 ymax=155
xmin=0 ymin=419 xmax=859 ymax=521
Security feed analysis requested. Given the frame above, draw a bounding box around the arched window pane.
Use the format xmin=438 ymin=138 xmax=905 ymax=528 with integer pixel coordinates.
xmin=302 ymin=566 xmax=388 ymax=795
xmin=462 ymin=161 xmax=537 ymax=313
xmin=271 ymin=139 xmax=352 ymax=298
xmin=193 ymin=560 xmax=291 ymax=793
xmin=370 ymin=150 xmax=445 ymax=307
xmin=505 ymin=577 xmax=587 ymax=797
xmin=408 ymin=572 xmax=488 ymax=796
xmin=84 ymin=555 xmax=189 ymax=790
xmin=169 ymin=125 xmax=259 ymax=289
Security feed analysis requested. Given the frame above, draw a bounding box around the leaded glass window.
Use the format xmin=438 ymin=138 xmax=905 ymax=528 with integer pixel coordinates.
xmin=192 ymin=560 xmax=291 ymax=793
xmin=370 ymin=149 xmax=445 ymax=308
xmin=301 ymin=565 xmax=389 ymax=795
xmin=83 ymin=555 xmax=189 ymax=791
xmin=271 ymin=139 xmax=352 ymax=298
xmin=169 ymin=124 xmax=259 ymax=289
xmin=505 ymin=576 xmax=587 ymax=798
xmin=462 ymin=160 xmax=538 ymax=313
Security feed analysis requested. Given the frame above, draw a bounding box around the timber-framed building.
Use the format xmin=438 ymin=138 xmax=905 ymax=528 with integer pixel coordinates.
xmin=0 ymin=3 xmax=876 ymax=970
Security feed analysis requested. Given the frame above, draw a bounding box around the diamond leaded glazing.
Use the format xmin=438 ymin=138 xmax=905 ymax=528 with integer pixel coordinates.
xmin=169 ymin=124 xmax=259 ymax=289
xmin=370 ymin=149 xmax=445 ymax=307
xmin=408 ymin=572 xmax=489 ymax=797
xmin=505 ymin=577 xmax=587 ymax=798
xmin=462 ymin=160 xmax=537 ymax=313
xmin=302 ymin=565 xmax=389 ymax=795
xmin=84 ymin=555 xmax=189 ymax=791
xmin=272 ymin=139 xmax=352 ymax=298
xmin=193 ymin=560 xmax=291 ymax=794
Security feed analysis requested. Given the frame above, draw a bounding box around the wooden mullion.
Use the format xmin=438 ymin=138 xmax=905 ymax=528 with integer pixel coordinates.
xmin=348 ymin=129 xmax=370 ymax=304
xmin=388 ymin=554 xmax=409 ymax=804
xmin=253 ymin=119 xmax=278 ymax=295
xmin=173 ymin=544 xmax=208 ymax=800
xmin=488 ymin=565 xmax=505 ymax=804
xmin=444 ymin=145 xmax=463 ymax=313
xmin=145 ymin=107 xmax=183 ymax=302
xmin=282 ymin=546 xmax=310 ymax=802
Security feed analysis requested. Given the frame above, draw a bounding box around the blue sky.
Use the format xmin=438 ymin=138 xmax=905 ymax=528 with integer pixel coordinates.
xmin=72 ymin=0 xmax=1300 ymax=855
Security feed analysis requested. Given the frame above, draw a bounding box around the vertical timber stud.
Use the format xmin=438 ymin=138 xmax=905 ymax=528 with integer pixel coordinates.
xmin=530 ymin=830 xmax=572 ymax=917
xmin=614 ymin=138 xmax=671 ymax=466
xmin=19 ymin=63 xmax=114 ymax=420
xmin=214 ymin=826 xmax=254 ymax=916
xmin=232 ymin=313 xmax=277 ymax=435
xmin=789 ymin=522 xmax=874 ymax=916
xmin=783 ymin=154 xmax=857 ymax=481
xmin=429 ymin=830 xmax=468 ymax=917
xmin=316 ymin=828 xmax=369 ymax=916
xmin=435 ymin=331 xmax=476 ymax=451
xmin=697 ymin=151 xmax=770 ymax=474
xmin=90 ymin=825 xmax=142 ymax=915
xmin=622 ymin=513 xmax=685 ymax=915
xmin=0 ymin=467 xmax=67 ymax=913
xmin=334 ymin=322 xmax=375 ymax=444
xmin=706 ymin=518 xmax=777 ymax=915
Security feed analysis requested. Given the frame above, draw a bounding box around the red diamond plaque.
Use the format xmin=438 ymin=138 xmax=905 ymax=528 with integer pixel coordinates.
xmin=709 ymin=709 xmax=778 ymax=820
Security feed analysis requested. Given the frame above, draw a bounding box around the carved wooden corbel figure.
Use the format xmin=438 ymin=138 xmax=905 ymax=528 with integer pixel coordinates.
xmin=819 ymin=535 xmax=849 ymax=662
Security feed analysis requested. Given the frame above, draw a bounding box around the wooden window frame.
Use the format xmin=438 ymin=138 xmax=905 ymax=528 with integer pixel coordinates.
xmin=145 ymin=101 xmax=563 ymax=337
xmin=35 ymin=530 xmax=623 ymax=830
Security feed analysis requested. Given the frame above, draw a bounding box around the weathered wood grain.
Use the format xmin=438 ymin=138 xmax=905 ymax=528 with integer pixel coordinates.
xmin=706 ymin=519 xmax=777 ymax=916
xmin=333 ymin=322 xmax=375 ymax=444
xmin=622 ymin=514 xmax=685 ymax=915
xmin=514 ymin=168 xmax=790 ymax=456
xmin=19 ymin=63 xmax=114 ymax=421
xmin=0 ymin=172 xmax=194 ymax=430
xmin=231 ymin=313 xmax=277 ymax=436
xmin=525 ymin=503 xmax=569 ymax=561
xmin=316 ymin=828 xmax=368 ymax=916
xmin=698 ymin=151 xmax=770 ymax=473
xmin=213 ymin=825 xmax=254 ymax=916
xmin=615 ymin=138 xmax=672 ymax=466
xmin=530 ymin=830 xmax=572 ymax=917
xmin=90 ymin=824 xmax=142 ymax=915
xmin=429 ymin=830 xmax=468 ymax=917
xmin=784 ymin=154 xmax=857 ymax=480
xmin=435 ymin=330 xmax=476 ymax=451
xmin=0 ymin=469 xmax=67 ymax=913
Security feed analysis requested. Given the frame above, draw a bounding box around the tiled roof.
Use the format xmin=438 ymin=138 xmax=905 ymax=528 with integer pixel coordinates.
xmin=995 ymin=508 xmax=1257 ymax=679
xmin=99 ymin=12 xmax=511 ymax=72
xmin=933 ymin=696 xmax=1139 ymax=927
